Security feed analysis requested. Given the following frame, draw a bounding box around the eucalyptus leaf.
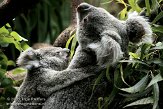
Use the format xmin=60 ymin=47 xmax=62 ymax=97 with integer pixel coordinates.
xmin=120 ymin=60 xmax=149 ymax=67
xmin=129 ymin=52 xmax=140 ymax=59
xmin=119 ymin=74 xmax=149 ymax=93
xmin=119 ymin=8 xmax=127 ymax=20
xmin=21 ymin=42 xmax=30 ymax=51
xmin=10 ymin=31 xmax=28 ymax=41
xmin=7 ymin=60 xmax=16 ymax=67
xmin=12 ymin=67 xmax=27 ymax=75
xmin=152 ymin=11 xmax=163 ymax=24
xmin=65 ymin=34 xmax=74 ymax=49
xmin=153 ymin=82 xmax=159 ymax=109
xmin=123 ymin=97 xmax=153 ymax=108
xmin=70 ymin=34 xmax=77 ymax=58
xmin=152 ymin=25 xmax=163 ymax=34
xmin=0 ymin=26 xmax=9 ymax=34
xmin=1 ymin=78 xmax=13 ymax=87
xmin=128 ymin=0 xmax=141 ymax=12
xmin=145 ymin=0 xmax=151 ymax=16
xmin=147 ymin=59 xmax=163 ymax=66
xmin=120 ymin=87 xmax=152 ymax=98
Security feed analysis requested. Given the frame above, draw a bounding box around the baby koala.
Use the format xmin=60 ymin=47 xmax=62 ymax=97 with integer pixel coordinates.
xmin=10 ymin=47 xmax=70 ymax=109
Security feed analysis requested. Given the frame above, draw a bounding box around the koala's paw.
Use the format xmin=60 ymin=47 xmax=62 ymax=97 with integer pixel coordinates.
xmin=126 ymin=11 xmax=153 ymax=44
xmin=17 ymin=48 xmax=40 ymax=70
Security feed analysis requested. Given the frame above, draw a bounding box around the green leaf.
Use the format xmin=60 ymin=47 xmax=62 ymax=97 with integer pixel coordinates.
xmin=152 ymin=25 xmax=163 ymax=34
xmin=1 ymin=78 xmax=13 ymax=87
xmin=105 ymin=65 xmax=111 ymax=82
xmin=120 ymin=87 xmax=152 ymax=98
xmin=7 ymin=60 xmax=16 ymax=67
xmin=140 ymin=44 xmax=151 ymax=60
xmin=128 ymin=0 xmax=141 ymax=12
xmin=129 ymin=52 xmax=140 ymax=59
xmin=124 ymin=97 xmax=153 ymax=108
xmin=98 ymin=97 xmax=103 ymax=109
xmin=151 ymin=0 xmax=159 ymax=10
xmin=0 ymin=26 xmax=9 ymax=34
xmin=65 ymin=34 xmax=75 ymax=48
xmin=101 ymin=0 xmax=114 ymax=5
xmin=145 ymin=0 xmax=151 ymax=16
xmin=70 ymin=34 xmax=77 ymax=58
xmin=14 ymin=42 xmax=23 ymax=52
xmin=147 ymin=59 xmax=163 ymax=66
xmin=0 ymin=36 xmax=23 ymax=51
xmin=12 ymin=67 xmax=27 ymax=75
xmin=6 ymin=23 xmax=11 ymax=28
xmin=21 ymin=41 xmax=30 ymax=51
xmin=151 ymin=41 xmax=163 ymax=50
xmin=119 ymin=74 xmax=149 ymax=93
xmin=10 ymin=31 xmax=28 ymax=41
xmin=120 ymin=60 xmax=149 ymax=67
xmin=92 ymin=72 xmax=105 ymax=91
xmin=119 ymin=8 xmax=127 ymax=20
xmin=120 ymin=64 xmax=129 ymax=86
xmin=151 ymin=73 xmax=159 ymax=109
xmin=152 ymin=11 xmax=163 ymax=24
xmin=4 ymin=86 xmax=17 ymax=97
xmin=159 ymin=0 xmax=163 ymax=3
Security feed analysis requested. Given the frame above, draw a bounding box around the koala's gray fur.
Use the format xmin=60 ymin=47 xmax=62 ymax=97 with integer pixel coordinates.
xmin=11 ymin=2 xmax=153 ymax=109
xmin=42 ymin=3 xmax=153 ymax=109
xmin=10 ymin=47 xmax=70 ymax=109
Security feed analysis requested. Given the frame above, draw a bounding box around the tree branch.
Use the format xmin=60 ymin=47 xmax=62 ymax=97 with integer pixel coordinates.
xmin=53 ymin=0 xmax=83 ymax=47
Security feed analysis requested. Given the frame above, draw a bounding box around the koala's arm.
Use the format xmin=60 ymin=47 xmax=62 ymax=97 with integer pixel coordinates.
xmin=37 ymin=66 xmax=97 ymax=97
xmin=37 ymin=47 xmax=101 ymax=97
xmin=88 ymin=30 xmax=123 ymax=67
xmin=17 ymin=47 xmax=101 ymax=97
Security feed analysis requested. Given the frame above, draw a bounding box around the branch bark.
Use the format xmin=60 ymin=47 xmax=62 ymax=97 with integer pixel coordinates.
xmin=53 ymin=0 xmax=83 ymax=48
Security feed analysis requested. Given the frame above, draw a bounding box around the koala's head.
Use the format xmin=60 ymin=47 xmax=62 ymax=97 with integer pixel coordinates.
xmin=76 ymin=3 xmax=153 ymax=46
xmin=17 ymin=47 xmax=70 ymax=71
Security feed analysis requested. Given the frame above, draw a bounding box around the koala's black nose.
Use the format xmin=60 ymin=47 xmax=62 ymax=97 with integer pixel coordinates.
xmin=77 ymin=3 xmax=91 ymax=12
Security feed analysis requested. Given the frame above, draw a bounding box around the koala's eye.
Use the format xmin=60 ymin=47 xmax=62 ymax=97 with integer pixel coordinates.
xmin=84 ymin=18 xmax=88 ymax=23
xmin=55 ymin=52 xmax=60 ymax=55
xmin=35 ymin=53 xmax=42 ymax=59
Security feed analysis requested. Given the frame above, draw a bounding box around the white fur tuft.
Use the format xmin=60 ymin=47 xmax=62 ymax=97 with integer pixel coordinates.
xmin=128 ymin=11 xmax=153 ymax=44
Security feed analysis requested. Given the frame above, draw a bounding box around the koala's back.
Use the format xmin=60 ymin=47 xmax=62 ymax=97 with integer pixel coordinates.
xmin=42 ymin=76 xmax=108 ymax=109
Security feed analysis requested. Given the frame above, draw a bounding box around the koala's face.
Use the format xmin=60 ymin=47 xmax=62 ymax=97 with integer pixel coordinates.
xmin=76 ymin=3 xmax=125 ymax=46
xmin=36 ymin=47 xmax=70 ymax=70
xmin=17 ymin=47 xmax=70 ymax=71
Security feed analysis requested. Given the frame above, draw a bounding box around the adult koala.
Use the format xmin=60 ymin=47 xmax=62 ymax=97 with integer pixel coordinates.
xmin=11 ymin=2 xmax=153 ymax=109
xmin=42 ymin=3 xmax=153 ymax=109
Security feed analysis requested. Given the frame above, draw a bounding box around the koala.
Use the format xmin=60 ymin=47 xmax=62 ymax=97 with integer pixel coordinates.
xmin=10 ymin=47 xmax=70 ymax=109
xmin=11 ymin=2 xmax=153 ymax=109
xmin=74 ymin=3 xmax=153 ymax=67
xmin=42 ymin=3 xmax=153 ymax=109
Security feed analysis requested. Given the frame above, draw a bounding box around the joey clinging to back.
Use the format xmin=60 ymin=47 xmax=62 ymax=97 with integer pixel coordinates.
xmin=76 ymin=3 xmax=153 ymax=66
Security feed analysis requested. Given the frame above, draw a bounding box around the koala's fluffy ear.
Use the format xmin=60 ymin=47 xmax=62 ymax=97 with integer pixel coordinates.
xmin=126 ymin=12 xmax=153 ymax=44
xmin=17 ymin=48 xmax=39 ymax=70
